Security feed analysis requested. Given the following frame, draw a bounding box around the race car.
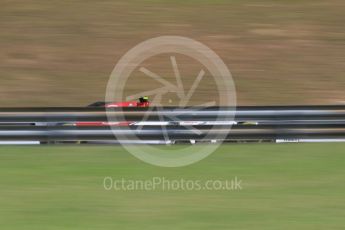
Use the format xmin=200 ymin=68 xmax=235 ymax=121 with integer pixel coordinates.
xmin=76 ymin=96 xmax=258 ymax=127
xmin=88 ymin=96 xmax=150 ymax=108
xmin=75 ymin=96 xmax=150 ymax=127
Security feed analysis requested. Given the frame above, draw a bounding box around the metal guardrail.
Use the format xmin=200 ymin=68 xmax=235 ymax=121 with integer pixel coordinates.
xmin=0 ymin=125 xmax=344 ymax=142
xmin=0 ymin=106 xmax=344 ymax=143
xmin=0 ymin=106 xmax=345 ymax=122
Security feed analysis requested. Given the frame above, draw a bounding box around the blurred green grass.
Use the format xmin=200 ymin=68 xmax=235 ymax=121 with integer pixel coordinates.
xmin=0 ymin=143 xmax=345 ymax=229
xmin=1 ymin=0 xmax=344 ymax=106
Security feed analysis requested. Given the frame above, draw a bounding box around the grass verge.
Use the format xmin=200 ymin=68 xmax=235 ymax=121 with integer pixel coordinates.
xmin=0 ymin=143 xmax=345 ymax=229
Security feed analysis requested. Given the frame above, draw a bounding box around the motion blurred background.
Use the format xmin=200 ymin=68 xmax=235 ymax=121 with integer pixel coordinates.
xmin=1 ymin=0 xmax=344 ymax=106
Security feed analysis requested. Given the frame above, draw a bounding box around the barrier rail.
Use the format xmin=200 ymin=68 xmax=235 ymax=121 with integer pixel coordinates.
xmin=0 ymin=106 xmax=344 ymax=143
xmin=0 ymin=106 xmax=345 ymax=122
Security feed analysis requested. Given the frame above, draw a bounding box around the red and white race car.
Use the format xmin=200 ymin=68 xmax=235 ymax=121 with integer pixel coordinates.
xmin=88 ymin=96 xmax=150 ymax=108
xmin=75 ymin=96 xmax=150 ymax=127
xmin=75 ymin=96 xmax=243 ymax=127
